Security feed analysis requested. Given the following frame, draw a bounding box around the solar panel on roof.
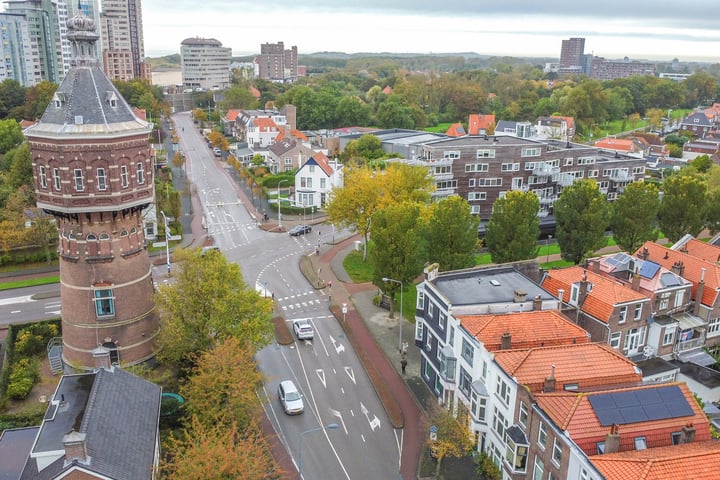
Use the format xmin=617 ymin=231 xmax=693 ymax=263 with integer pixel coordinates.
xmin=639 ymin=261 xmax=661 ymax=279
xmin=589 ymin=386 xmax=694 ymax=426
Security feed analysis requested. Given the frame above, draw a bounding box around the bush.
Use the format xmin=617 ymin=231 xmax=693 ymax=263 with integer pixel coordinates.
xmin=7 ymin=358 xmax=40 ymax=400
xmin=14 ymin=323 xmax=60 ymax=358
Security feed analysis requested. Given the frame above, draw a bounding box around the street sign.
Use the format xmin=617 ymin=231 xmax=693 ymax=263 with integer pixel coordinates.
xmin=342 ymin=304 xmax=347 ymax=314
xmin=429 ymin=425 xmax=438 ymax=441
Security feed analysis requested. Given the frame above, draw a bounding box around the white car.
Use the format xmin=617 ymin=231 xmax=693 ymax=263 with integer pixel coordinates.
xmin=293 ymin=319 xmax=314 ymax=340
xmin=278 ymin=380 xmax=304 ymax=415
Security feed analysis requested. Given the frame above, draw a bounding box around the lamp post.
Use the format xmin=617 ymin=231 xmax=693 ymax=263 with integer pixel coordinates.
xmin=160 ymin=210 xmax=171 ymax=275
xmin=546 ymin=234 xmax=552 ymax=264
xmin=382 ymin=277 xmax=403 ymax=353
xmin=278 ymin=179 xmax=288 ymax=230
xmin=298 ymin=423 xmax=338 ymax=480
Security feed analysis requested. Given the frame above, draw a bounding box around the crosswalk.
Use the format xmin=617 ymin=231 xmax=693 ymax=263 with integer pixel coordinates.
xmin=276 ymin=289 xmax=325 ymax=311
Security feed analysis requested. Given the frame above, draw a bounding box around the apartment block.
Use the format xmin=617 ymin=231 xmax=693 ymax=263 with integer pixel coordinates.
xmin=0 ymin=12 xmax=40 ymax=86
xmin=100 ymin=0 xmax=149 ymax=80
xmin=256 ymin=41 xmax=297 ymax=82
xmin=180 ymin=37 xmax=231 ymax=90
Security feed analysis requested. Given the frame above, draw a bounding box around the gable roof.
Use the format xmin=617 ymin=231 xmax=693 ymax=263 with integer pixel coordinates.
xmin=445 ymin=122 xmax=466 ymax=137
xmin=275 ymin=127 xmax=308 ymax=142
xmin=493 ymin=342 xmax=640 ymax=393
xmin=300 ymin=153 xmax=334 ymax=177
xmin=459 ymin=310 xmax=590 ymax=352
xmin=535 ymin=382 xmax=710 ymax=456
xmin=467 ymin=114 xmax=496 ymax=135
xmin=635 ymin=241 xmax=720 ymax=307
xmin=680 ymin=111 xmax=713 ymax=127
xmin=594 ymin=138 xmax=637 ymax=152
xmin=542 ymin=266 xmax=649 ymax=322
xmin=590 ymin=440 xmax=720 ymax=480
xmin=250 ymin=116 xmax=279 ymax=131
xmin=225 ymin=109 xmax=242 ymax=122
xmin=672 ymin=237 xmax=720 ymax=263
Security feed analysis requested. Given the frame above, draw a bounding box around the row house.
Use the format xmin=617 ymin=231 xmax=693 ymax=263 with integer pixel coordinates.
xmin=586 ymin=252 xmax=693 ymax=360
xmin=679 ymin=111 xmax=714 ymax=139
xmin=294 ymin=153 xmax=343 ymax=209
xmin=416 ymin=135 xmax=647 ymax=220
xmin=468 ymin=114 xmax=496 ymax=135
xmin=590 ymin=440 xmax=720 ymax=480
xmin=493 ymin=343 xmax=641 ymax=479
xmin=233 ymin=108 xmax=290 ymax=142
xmin=221 ymin=109 xmax=242 ymax=137
xmin=525 ymin=382 xmax=710 ymax=480
xmin=541 ymin=266 xmax=652 ymax=358
xmin=266 ymin=136 xmax=316 ymax=174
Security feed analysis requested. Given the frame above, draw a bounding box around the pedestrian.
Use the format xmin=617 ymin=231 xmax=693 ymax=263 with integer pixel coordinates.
xmin=271 ymin=292 xmax=275 ymax=300
xmin=400 ymin=357 xmax=407 ymax=375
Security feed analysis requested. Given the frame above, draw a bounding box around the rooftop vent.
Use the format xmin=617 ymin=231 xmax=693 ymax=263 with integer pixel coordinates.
xmin=74 ymin=115 xmax=83 ymax=125
xmin=490 ymin=279 xmax=500 ymax=286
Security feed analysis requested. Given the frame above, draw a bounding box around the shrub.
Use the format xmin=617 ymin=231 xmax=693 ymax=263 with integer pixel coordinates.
xmin=14 ymin=323 xmax=60 ymax=358
xmin=7 ymin=358 xmax=40 ymax=400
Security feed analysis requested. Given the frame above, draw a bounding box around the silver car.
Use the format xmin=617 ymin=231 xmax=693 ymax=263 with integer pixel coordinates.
xmin=293 ymin=319 xmax=314 ymax=340
xmin=278 ymin=380 xmax=304 ymax=415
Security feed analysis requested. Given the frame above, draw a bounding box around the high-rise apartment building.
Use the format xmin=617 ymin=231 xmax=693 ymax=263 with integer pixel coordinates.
xmin=99 ymin=0 xmax=149 ymax=80
xmin=68 ymin=0 xmax=103 ymax=65
xmin=256 ymin=41 xmax=297 ymax=82
xmin=4 ymin=0 xmax=72 ymax=83
xmin=180 ymin=37 xmax=231 ymax=90
xmin=560 ymin=37 xmax=585 ymax=69
xmin=0 ymin=12 xmax=41 ymax=86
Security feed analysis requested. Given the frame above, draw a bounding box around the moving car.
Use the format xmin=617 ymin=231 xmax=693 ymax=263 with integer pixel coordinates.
xmin=278 ymin=380 xmax=304 ymax=415
xmin=293 ymin=319 xmax=314 ymax=340
xmin=288 ymin=224 xmax=312 ymax=236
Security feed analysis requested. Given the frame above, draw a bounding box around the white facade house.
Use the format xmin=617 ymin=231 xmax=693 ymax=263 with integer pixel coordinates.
xmin=293 ymin=154 xmax=343 ymax=209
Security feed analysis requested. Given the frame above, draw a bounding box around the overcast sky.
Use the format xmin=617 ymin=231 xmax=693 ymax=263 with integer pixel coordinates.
xmin=142 ymin=1 xmax=716 ymax=61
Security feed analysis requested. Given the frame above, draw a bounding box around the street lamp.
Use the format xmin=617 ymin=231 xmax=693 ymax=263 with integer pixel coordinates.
xmin=160 ymin=210 xmax=170 ymax=275
xmin=382 ymin=277 xmax=404 ymax=353
xmin=298 ymin=423 xmax=338 ymax=480
xmin=278 ymin=179 xmax=288 ymax=230
xmin=546 ymin=234 xmax=552 ymax=264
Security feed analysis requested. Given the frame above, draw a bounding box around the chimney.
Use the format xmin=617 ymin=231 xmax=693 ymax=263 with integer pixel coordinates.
xmin=578 ymin=272 xmax=591 ymax=307
xmin=694 ymin=269 xmax=705 ymax=316
xmin=91 ymin=345 xmax=111 ymax=370
xmin=423 ymin=263 xmax=440 ymax=281
xmin=63 ymin=430 xmax=88 ymax=464
xmin=543 ymin=365 xmax=556 ymax=392
xmin=671 ymin=261 xmax=685 ymax=277
xmin=513 ymin=289 xmax=527 ymax=303
xmin=631 ymin=272 xmax=641 ymax=291
xmin=557 ymin=289 xmax=565 ymax=309
xmin=533 ymin=294 xmax=543 ymax=311
xmin=589 ymin=259 xmax=600 ymax=273
xmin=604 ymin=424 xmax=621 ymax=454
xmin=638 ymin=247 xmax=649 ymax=261
xmin=500 ymin=332 xmax=512 ymax=350
xmin=680 ymin=423 xmax=696 ymax=444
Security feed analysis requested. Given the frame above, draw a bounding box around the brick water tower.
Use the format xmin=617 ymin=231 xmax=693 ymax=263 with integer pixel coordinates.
xmin=24 ymin=10 xmax=158 ymax=370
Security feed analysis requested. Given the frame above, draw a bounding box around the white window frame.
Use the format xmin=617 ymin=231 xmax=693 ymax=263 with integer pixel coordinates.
xmin=477 ymin=149 xmax=495 ymax=158
xmin=53 ymin=168 xmax=61 ymax=190
xmin=73 ymin=169 xmax=84 ymax=191
xmin=619 ymin=305 xmax=627 ymax=324
xmin=610 ymin=331 xmax=621 ymax=349
xmin=634 ymin=304 xmax=642 ymax=320
xmin=538 ymin=422 xmax=547 ymax=449
xmin=96 ymin=168 xmax=107 ymax=191
xmin=120 ymin=165 xmax=129 ymax=188
xmin=136 ymin=162 xmax=144 ymax=184
xmin=39 ymin=166 xmax=47 ymax=188
xmin=663 ymin=327 xmax=676 ymax=346
xmin=521 ymin=147 xmax=541 ymax=157
xmin=552 ymin=437 xmax=562 ymax=466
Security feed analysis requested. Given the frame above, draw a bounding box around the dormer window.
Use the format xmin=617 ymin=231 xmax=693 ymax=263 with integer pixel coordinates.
xmin=52 ymin=93 xmax=64 ymax=108
xmin=105 ymin=91 xmax=118 ymax=108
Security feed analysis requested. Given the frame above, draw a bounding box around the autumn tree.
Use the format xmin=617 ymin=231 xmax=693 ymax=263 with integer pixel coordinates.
xmin=162 ymin=417 xmax=283 ymax=480
xmin=154 ymin=248 xmax=274 ymax=366
xmin=610 ymin=182 xmax=660 ymax=253
xmin=426 ymin=195 xmax=479 ymax=271
xmin=658 ymin=174 xmax=707 ymax=242
xmin=426 ymin=405 xmax=474 ymax=479
xmin=369 ymin=202 xmax=428 ymax=318
xmin=485 ymin=190 xmax=540 ymax=264
xmin=554 ymin=179 xmax=611 ymax=264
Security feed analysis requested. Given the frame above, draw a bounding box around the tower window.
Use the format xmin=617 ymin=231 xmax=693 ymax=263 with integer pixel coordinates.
xmin=120 ymin=165 xmax=129 ymax=188
xmin=94 ymin=288 xmax=115 ymax=317
xmin=74 ymin=169 xmax=84 ymax=191
xmin=96 ymin=168 xmax=107 ymax=190
xmin=53 ymin=168 xmax=61 ymax=190
xmin=136 ymin=162 xmax=144 ymax=184
xmin=39 ymin=166 xmax=47 ymax=188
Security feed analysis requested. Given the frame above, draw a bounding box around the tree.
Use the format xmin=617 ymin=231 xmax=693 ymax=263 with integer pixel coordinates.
xmin=369 ymin=202 xmax=428 ymax=318
xmin=426 ymin=196 xmax=479 ymax=271
xmin=162 ymin=417 xmax=283 ymax=480
xmin=180 ymin=337 xmax=263 ymax=430
xmin=154 ymin=248 xmax=274 ymax=366
xmin=342 ymin=134 xmax=385 ymax=163
xmin=0 ymin=119 xmax=24 ymax=154
xmin=658 ymin=174 xmax=707 ymax=242
xmin=485 ymin=190 xmax=540 ymax=263
xmin=554 ymin=179 xmax=611 ymax=264
xmin=705 ymin=188 xmax=720 ymax=235
xmin=426 ymin=405 xmax=474 ymax=479
xmin=610 ymin=182 xmax=660 ymax=253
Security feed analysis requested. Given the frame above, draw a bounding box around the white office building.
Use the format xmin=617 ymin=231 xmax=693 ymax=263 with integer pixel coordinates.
xmin=180 ymin=37 xmax=231 ymax=90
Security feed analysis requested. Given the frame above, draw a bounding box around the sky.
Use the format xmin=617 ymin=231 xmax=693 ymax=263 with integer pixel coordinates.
xmin=141 ymin=1 xmax=720 ymax=62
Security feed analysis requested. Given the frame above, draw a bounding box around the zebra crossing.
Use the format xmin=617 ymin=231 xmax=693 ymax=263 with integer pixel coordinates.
xmin=276 ymin=289 xmax=326 ymax=311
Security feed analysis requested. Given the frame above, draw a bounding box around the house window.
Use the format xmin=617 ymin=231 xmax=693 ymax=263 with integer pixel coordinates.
xmin=428 ymin=301 xmax=434 ymax=317
xmin=439 ymin=313 xmax=447 ymax=331
xmin=501 ymin=162 xmax=520 ymax=172
xmin=469 ymin=178 xmax=476 ymax=187
xmin=519 ymin=401 xmax=529 ymax=429
xmin=619 ymin=306 xmax=627 ymax=323
xmin=580 ymin=468 xmax=590 ymax=480
xmin=538 ymin=423 xmax=547 ymax=449
xmin=461 ymin=338 xmax=474 ymax=365
xmin=73 ymin=169 xmax=84 ymax=191
xmin=634 ymin=304 xmax=642 ymax=320
xmin=459 ymin=367 xmax=471 ymax=396
xmin=417 ymin=291 xmax=425 ymax=309
xmin=320 ymin=178 xmax=326 ymax=189
xmin=493 ymin=410 xmax=508 ymax=439
xmin=53 ymin=168 xmax=61 ymax=190
xmin=443 ymin=150 xmax=460 ymax=160
xmin=532 ymin=457 xmax=544 ymax=480
xmin=136 ymin=162 xmax=144 ymax=184
xmin=425 ymin=332 xmax=433 ymax=353
xmin=569 ymin=284 xmax=579 ymax=305
xmin=588 ymin=169 xmax=599 ymax=178
xmin=506 ymin=437 xmax=529 ymax=473
xmin=674 ymin=290 xmax=685 ymax=308
xmin=708 ymin=317 xmax=720 ymax=335
xmin=441 ymin=350 xmax=457 ymax=382
xmin=434 ymin=374 xmax=442 ymax=394
xmin=471 ymin=392 xmax=487 ymax=422
xmin=597 ymin=442 xmax=605 ymax=454
xmin=496 ymin=377 xmax=510 ymax=406
xmin=94 ymin=289 xmax=115 ymax=317
xmin=477 ymin=149 xmax=495 ymax=158
xmin=39 ymin=166 xmax=47 ymax=188
xmin=120 ymin=165 xmax=129 ymax=188
xmin=552 ymin=437 xmax=562 ymax=465
xmin=415 ymin=321 xmax=423 ymax=341
xmin=466 ymin=163 xmax=489 ymax=173
xmin=663 ymin=327 xmax=675 ymax=346
xmin=564 ymin=158 xmax=573 ymax=166
xmin=309 ymin=165 xmax=315 ymax=173
xmin=521 ymin=147 xmax=541 ymax=157
xmin=97 ymin=168 xmax=107 ymax=190
xmin=634 ymin=437 xmax=647 ymax=450
xmin=671 ymin=432 xmax=681 ymax=445
xmin=449 ymin=326 xmax=455 ymax=346
xmin=423 ymin=358 xmax=432 ymax=379
xmin=468 ymin=192 xmax=487 ymax=201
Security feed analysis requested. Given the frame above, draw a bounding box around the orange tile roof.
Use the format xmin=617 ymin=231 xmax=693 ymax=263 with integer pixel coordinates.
xmin=542 ymin=266 xmax=649 ymax=322
xmin=252 ymin=117 xmax=278 ymax=131
xmin=676 ymin=238 xmax=720 ymax=263
xmin=594 ymin=138 xmax=635 ymax=151
xmin=275 ymin=128 xmax=308 ymax=142
xmin=445 ymin=122 xmax=466 ymax=137
xmin=467 ymin=114 xmax=496 ymax=135
xmin=459 ymin=310 xmax=589 ymax=352
xmin=535 ymin=383 xmax=711 ymax=456
xmin=225 ymin=109 xmax=242 ymax=122
xmin=249 ymin=86 xmax=261 ymax=98
xmin=635 ymin=241 xmax=720 ymax=307
xmin=493 ymin=343 xmax=640 ymax=393
xmin=590 ymin=440 xmax=720 ymax=480
xmin=309 ymin=153 xmax=334 ymax=177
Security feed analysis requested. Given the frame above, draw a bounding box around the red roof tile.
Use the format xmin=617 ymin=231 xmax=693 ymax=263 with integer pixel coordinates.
xmin=594 ymin=138 xmax=635 ymax=151
xmin=445 ymin=122 xmax=466 ymax=137
xmin=225 ymin=109 xmax=242 ymax=122
xmin=467 ymin=114 xmax=496 ymax=135
xmin=459 ymin=310 xmax=589 ymax=352
xmin=536 ymin=383 xmax=711 ymax=456
xmin=493 ymin=343 xmax=640 ymax=393
xmin=542 ymin=266 xmax=649 ymax=322
xmin=590 ymin=440 xmax=720 ymax=480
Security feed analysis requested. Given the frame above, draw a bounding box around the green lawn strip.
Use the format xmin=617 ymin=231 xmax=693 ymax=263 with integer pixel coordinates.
xmin=342 ymin=250 xmax=374 ymax=283
xmin=0 ymin=276 xmax=60 ymax=291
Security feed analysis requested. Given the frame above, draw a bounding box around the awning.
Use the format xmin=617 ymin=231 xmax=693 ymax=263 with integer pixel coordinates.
xmin=677 ymin=348 xmax=717 ymax=367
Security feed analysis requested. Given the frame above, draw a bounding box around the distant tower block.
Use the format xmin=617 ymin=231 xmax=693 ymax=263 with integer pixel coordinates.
xmin=24 ymin=9 xmax=158 ymax=370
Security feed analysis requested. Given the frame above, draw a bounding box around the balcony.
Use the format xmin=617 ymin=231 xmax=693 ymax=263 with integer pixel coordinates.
xmin=675 ymin=336 xmax=705 ymax=353
xmin=511 ymin=183 xmax=529 ymax=191
xmin=538 ymin=195 xmax=557 ymax=205
xmin=610 ymin=171 xmax=633 ymax=182
xmin=557 ymin=173 xmax=577 ymax=186
xmin=533 ymin=163 xmax=560 ymax=177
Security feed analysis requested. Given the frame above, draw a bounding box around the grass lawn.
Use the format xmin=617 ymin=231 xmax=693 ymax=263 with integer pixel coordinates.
xmin=342 ymin=250 xmax=374 ymax=283
xmin=424 ymin=123 xmax=454 ymax=134
xmin=0 ymin=276 xmax=60 ymax=291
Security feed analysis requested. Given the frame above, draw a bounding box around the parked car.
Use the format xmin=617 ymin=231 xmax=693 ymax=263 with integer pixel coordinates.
xmin=289 ymin=225 xmax=312 ymax=236
xmin=293 ymin=319 xmax=314 ymax=340
xmin=278 ymin=380 xmax=304 ymax=415
xmin=213 ymin=147 xmax=222 ymax=157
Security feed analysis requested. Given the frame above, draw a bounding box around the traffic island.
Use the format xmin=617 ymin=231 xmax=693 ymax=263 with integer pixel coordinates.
xmin=272 ymin=316 xmax=294 ymax=345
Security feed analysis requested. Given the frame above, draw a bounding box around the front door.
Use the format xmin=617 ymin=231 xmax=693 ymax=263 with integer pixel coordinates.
xmin=624 ymin=328 xmax=642 ymax=355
